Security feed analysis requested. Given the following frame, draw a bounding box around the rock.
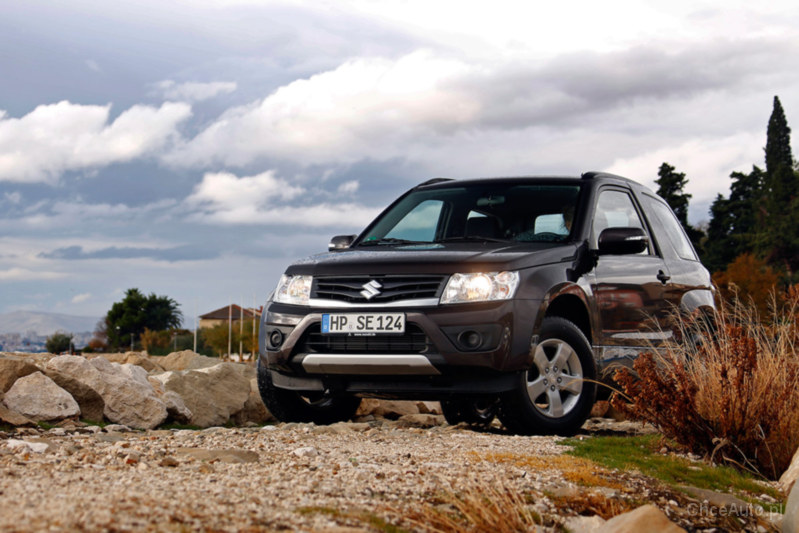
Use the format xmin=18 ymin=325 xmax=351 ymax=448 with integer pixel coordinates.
xmin=176 ymin=448 xmax=259 ymax=464
xmin=596 ymin=504 xmax=685 ymax=533
xmin=0 ymin=356 xmax=39 ymax=393
xmin=293 ymin=446 xmax=319 ymax=458
xmin=591 ymin=400 xmax=610 ymax=418
xmin=564 ymin=515 xmax=606 ymax=533
xmin=357 ymin=399 xmax=421 ymax=419
xmin=5 ymin=438 xmax=54 ymax=454
xmin=785 ymin=482 xmax=799 ymax=533
xmin=43 ymin=368 xmax=105 ymax=422
xmin=0 ymin=403 xmax=35 ymax=426
xmin=150 ymin=363 xmax=250 ymax=428
xmin=232 ymin=378 xmax=274 ymax=426
xmin=2 ymin=372 xmax=80 ymax=422
xmin=157 ymin=350 xmax=220 ymax=371
xmin=45 ymin=355 xmax=167 ymax=429
xmin=395 ymin=414 xmax=445 ymax=428
xmin=780 ymin=446 xmax=799 ymax=495
xmin=416 ymin=402 xmax=441 ymax=415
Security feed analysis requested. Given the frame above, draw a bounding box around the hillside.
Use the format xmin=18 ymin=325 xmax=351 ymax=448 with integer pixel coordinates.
xmin=0 ymin=310 xmax=98 ymax=335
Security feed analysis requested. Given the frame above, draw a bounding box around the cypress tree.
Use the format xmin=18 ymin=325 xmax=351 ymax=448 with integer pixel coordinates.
xmin=761 ymin=96 xmax=799 ymax=275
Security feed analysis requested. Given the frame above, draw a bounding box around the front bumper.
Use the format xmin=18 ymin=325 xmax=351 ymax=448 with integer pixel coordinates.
xmin=259 ymin=298 xmax=542 ymax=397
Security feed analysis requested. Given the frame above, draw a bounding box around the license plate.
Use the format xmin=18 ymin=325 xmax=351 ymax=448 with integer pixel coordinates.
xmin=321 ymin=313 xmax=405 ymax=334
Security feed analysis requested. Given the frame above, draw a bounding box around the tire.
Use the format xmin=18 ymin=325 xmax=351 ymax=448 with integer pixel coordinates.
xmin=498 ymin=316 xmax=596 ymax=436
xmin=257 ymin=361 xmax=362 ymax=425
xmin=441 ymin=397 xmax=500 ymax=428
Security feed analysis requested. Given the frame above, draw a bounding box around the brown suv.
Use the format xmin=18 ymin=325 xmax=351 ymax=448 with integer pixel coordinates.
xmin=258 ymin=172 xmax=714 ymax=435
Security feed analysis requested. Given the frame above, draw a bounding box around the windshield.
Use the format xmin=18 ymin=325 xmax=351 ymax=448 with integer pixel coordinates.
xmin=360 ymin=182 xmax=582 ymax=245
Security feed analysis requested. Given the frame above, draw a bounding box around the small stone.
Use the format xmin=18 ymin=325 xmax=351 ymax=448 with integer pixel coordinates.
xmin=160 ymin=457 xmax=179 ymax=467
xmin=293 ymin=446 xmax=319 ymax=458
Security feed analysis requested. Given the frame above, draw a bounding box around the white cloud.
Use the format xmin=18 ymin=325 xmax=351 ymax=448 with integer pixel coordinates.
xmin=4 ymin=192 xmax=21 ymax=204
xmin=0 ymin=268 xmax=65 ymax=281
xmin=337 ymin=180 xmax=359 ymax=194
xmin=71 ymin=292 xmax=92 ymax=304
xmin=85 ymin=59 xmax=101 ymax=72
xmin=185 ymin=170 xmax=378 ymax=227
xmin=0 ymin=101 xmax=192 ymax=184
xmin=153 ymin=80 xmax=238 ymax=102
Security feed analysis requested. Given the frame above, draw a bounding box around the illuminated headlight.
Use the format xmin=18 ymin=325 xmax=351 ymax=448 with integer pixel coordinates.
xmin=273 ymin=275 xmax=313 ymax=305
xmin=440 ymin=271 xmax=520 ymax=304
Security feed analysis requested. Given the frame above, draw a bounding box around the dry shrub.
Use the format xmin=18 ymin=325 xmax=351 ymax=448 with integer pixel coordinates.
xmin=398 ymin=480 xmax=541 ymax=533
xmin=612 ymin=289 xmax=799 ymax=479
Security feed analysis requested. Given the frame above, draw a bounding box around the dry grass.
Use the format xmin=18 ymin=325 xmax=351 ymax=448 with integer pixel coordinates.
xmin=396 ymin=481 xmax=542 ymax=533
xmin=613 ymin=288 xmax=799 ymax=479
xmin=467 ymin=451 xmax=624 ymax=490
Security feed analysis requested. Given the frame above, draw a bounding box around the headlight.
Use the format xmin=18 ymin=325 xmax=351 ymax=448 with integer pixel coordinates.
xmin=273 ymin=274 xmax=313 ymax=305
xmin=440 ymin=271 xmax=520 ymax=304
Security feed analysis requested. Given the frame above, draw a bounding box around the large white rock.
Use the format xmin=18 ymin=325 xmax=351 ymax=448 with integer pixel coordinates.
xmin=151 ymin=363 xmax=250 ymax=428
xmin=2 ymin=372 xmax=80 ymax=422
xmin=785 ymin=481 xmax=799 ymax=533
xmin=781 ymin=446 xmax=799 ymax=495
xmin=46 ymin=355 xmax=167 ymax=429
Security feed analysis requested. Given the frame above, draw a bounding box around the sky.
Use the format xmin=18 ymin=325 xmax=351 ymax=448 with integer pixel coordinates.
xmin=1 ymin=0 xmax=798 ymax=324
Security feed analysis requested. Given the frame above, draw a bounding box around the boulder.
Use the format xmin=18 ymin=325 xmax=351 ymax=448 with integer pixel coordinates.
xmin=147 ymin=377 xmax=193 ymax=425
xmin=780 ymin=446 xmax=799 ymax=495
xmin=232 ymin=377 xmax=274 ymax=426
xmin=596 ymin=504 xmax=685 ymax=533
xmin=157 ymin=350 xmax=220 ymax=371
xmin=785 ymin=481 xmax=799 ymax=533
xmin=0 ymin=356 xmax=39 ymax=393
xmin=0 ymin=402 xmax=35 ymax=426
xmin=43 ymin=369 xmax=105 ymax=422
xmin=45 ymin=355 xmax=167 ymax=429
xmin=150 ymin=363 xmax=250 ymax=428
xmin=2 ymin=372 xmax=80 ymax=422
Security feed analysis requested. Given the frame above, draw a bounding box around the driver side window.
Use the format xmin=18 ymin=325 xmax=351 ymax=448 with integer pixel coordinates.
xmin=592 ymin=190 xmax=650 ymax=254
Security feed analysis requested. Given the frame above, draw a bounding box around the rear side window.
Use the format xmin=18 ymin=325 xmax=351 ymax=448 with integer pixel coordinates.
xmin=642 ymin=196 xmax=698 ymax=261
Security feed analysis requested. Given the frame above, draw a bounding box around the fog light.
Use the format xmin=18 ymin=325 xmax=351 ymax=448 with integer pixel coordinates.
xmin=458 ymin=330 xmax=483 ymax=350
xmin=269 ymin=330 xmax=284 ymax=349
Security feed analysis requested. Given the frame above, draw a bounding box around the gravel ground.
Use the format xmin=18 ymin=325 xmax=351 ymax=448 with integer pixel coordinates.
xmin=0 ymin=417 xmax=782 ymax=532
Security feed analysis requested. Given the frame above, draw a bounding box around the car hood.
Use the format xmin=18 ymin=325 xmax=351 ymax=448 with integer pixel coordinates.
xmin=285 ymin=242 xmax=578 ymax=276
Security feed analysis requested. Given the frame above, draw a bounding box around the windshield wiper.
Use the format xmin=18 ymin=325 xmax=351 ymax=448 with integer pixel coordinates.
xmin=358 ymin=237 xmax=426 ymax=246
xmin=437 ymin=236 xmax=511 ymax=244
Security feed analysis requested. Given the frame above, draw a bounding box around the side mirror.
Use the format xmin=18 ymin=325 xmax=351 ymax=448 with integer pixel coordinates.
xmin=597 ymin=227 xmax=648 ymax=255
xmin=329 ymin=234 xmax=356 ymax=251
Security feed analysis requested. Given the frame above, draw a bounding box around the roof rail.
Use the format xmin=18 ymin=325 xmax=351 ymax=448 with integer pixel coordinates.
xmin=581 ymin=171 xmax=629 ymax=181
xmin=417 ymin=177 xmax=454 ymax=187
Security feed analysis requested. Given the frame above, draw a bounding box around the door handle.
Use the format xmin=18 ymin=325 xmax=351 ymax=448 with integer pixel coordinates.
xmin=657 ymin=270 xmax=671 ymax=284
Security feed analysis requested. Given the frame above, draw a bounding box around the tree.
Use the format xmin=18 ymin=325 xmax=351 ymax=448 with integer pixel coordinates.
xmin=712 ymin=253 xmax=780 ymax=317
xmin=105 ymin=288 xmax=182 ymax=350
xmin=655 ymin=162 xmax=704 ymax=251
xmin=702 ymin=167 xmax=765 ymax=273
xmin=46 ymin=331 xmax=73 ymax=354
xmin=761 ymin=96 xmax=799 ymax=276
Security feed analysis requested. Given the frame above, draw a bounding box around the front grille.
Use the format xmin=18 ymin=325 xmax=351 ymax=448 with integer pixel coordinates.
xmin=295 ymin=324 xmax=432 ymax=354
xmin=312 ymin=275 xmax=446 ymax=304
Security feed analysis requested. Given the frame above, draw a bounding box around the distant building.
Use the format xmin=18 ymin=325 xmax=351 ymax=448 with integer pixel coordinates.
xmin=198 ymin=305 xmax=262 ymax=329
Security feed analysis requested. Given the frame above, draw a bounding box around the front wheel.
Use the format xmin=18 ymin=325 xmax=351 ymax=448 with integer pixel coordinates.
xmin=498 ymin=317 xmax=596 ymax=436
xmin=257 ymin=362 xmax=361 ymax=425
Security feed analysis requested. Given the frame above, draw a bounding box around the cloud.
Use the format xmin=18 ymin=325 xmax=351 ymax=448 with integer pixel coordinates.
xmin=0 ymin=101 xmax=192 ymax=184
xmin=185 ymin=170 xmax=379 ymax=227
xmin=165 ymin=39 xmax=795 ymax=171
xmin=39 ymin=245 xmax=219 ymax=262
xmin=71 ymin=292 xmax=92 ymax=303
xmin=152 ymin=80 xmax=238 ymax=102
xmin=0 ymin=268 xmax=65 ymax=281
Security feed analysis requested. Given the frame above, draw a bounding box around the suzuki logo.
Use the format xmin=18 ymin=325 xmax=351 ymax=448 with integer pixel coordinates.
xmin=360 ymin=280 xmax=382 ymax=300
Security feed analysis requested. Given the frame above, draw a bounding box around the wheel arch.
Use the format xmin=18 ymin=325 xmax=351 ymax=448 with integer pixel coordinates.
xmin=538 ymin=285 xmax=593 ymax=345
